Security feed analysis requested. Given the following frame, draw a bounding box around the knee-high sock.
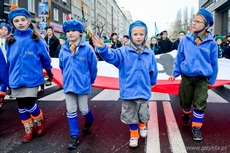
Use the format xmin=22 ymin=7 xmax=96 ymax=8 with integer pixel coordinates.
xmin=130 ymin=124 xmax=139 ymax=138
xmin=26 ymin=103 xmax=40 ymax=117
xmin=67 ymin=112 xmax=80 ymax=137
xmin=18 ymin=108 xmax=31 ymax=121
xmin=84 ymin=109 xmax=94 ymax=123
xmin=192 ymin=110 xmax=204 ymax=128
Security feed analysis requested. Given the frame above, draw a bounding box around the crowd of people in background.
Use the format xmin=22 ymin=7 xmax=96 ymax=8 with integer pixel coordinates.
xmin=1 ymin=5 xmax=230 ymax=151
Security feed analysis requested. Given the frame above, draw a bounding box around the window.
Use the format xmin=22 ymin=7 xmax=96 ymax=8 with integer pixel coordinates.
xmin=63 ymin=13 xmax=67 ymax=23
xmin=9 ymin=0 xmax=18 ymax=5
xmin=53 ymin=8 xmax=59 ymax=21
xmin=28 ymin=0 xmax=35 ymax=13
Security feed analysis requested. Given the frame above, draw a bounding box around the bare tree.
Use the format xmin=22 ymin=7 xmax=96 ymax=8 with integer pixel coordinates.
xmin=171 ymin=9 xmax=183 ymax=39
xmin=183 ymin=7 xmax=188 ymax=32
xmin=92 ymin=22 xmax=106 ymax=37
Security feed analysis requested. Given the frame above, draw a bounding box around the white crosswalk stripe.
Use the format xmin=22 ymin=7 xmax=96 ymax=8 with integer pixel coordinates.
xmin=4 ymin=84 xmax=230 ymax=103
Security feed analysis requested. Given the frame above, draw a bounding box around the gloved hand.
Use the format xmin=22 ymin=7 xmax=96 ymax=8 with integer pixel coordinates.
xmin=46 ymin=69 xmax=53 ymax=80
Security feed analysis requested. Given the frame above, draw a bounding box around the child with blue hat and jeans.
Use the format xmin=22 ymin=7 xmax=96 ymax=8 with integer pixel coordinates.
xmin=60 ymin=19 xmax=98 ymax=150
xmin=93 ymin=20 xmax=158 ymax=147
xmin=6 ymin=7 xmax=53 ymax=142
xmin=169 ymin=8 xmax=218 ymax=141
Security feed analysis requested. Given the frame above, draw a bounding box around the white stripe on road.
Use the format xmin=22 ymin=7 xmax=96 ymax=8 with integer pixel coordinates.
xmin=207 ymin=90 xmax=228 ymax=103
xmin=150 ymin=92 xmax=170 ymax=101
xmin=91 ymin=89 xmax=120 ymax=101
xmin=224 ymin=84 xmax=230 ymax=89
xmin=38 ymin=90 xmax=65 ymax=101
xmin=146 ymin=101 xmax=160 ymax=153
xmin=163 ymin=101 xmax=187 ymax=153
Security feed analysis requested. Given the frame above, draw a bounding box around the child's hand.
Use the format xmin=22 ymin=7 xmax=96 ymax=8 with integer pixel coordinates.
xmin=168 ymin=76 xmax=176 ymax=82
xmin=93 ymin=36 xmax=104 ymax=48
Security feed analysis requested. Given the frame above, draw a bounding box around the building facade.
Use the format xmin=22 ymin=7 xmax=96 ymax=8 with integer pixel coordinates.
xmin=1 ymin=0 xmax=131 ymax=38
xmin=199 ymin=0 xmax=230 ymax=36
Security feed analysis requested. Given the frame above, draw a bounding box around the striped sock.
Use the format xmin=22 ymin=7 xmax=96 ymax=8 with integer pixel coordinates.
xmin=192 ymin=110 xmax=204 ymax=128
xmin=18 ymin=108 xmax=31 ymax=121
xmin=26 ymin=103 xmax=40 ymax=117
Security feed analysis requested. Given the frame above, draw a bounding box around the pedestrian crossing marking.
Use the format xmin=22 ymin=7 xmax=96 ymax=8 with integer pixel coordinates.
xmin=38 ymin=90 xmax=65 ymax=101
xmin=150 ymin=92 xmax=170 ymax=101
xmin=224 ymin=84 xmax=230 ymax=89
xmin=4 ymin=85 xmax=230 ymax=103
xmin=163 ymin=101 xmax=187 ymax=153
xmin=91 ymin=89 xmax=120 ymax=101
xmin=147 ymin=102 xmax=160 ymax=153
xmin=207 ymin=90 xmax=228 ymax=103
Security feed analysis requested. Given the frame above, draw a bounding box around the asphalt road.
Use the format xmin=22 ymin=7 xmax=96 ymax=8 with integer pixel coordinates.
xmin=1 ymin=85 xmax=230 ymax=153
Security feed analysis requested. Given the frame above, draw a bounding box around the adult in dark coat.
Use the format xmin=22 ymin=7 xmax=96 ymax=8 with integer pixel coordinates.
xmin=44 ymin=26 xmax=60 ymax=57
xmin=110 ymin=33 xmax=122 ymax=49
xmin=158 ymin=30 xmax=172 ymax=53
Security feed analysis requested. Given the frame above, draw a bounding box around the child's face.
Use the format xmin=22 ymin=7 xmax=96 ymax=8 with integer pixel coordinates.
xmin=12 ymin=16 xmax=30 ymax=30
xmin=216 ymin=39 xmax=222 ymax=45
xmin=105 ymin=42 xmax=111 ymax=48
xmin=151 ymin=38 xmax=157 ymax=44
xmin=131 ymin=26 xmax=145 ymax=46
xmin=178 ymin=33 xmax=185 ymax=40
xmin=59 ymin=39 xmax=66 ymax=45
xmin=66 ymin=30 xmax=81 ymax=43
xmin=0 ymin=26 xmax=9 ymax=38
xmin=192 ymin=15 xmax=206 ymax=32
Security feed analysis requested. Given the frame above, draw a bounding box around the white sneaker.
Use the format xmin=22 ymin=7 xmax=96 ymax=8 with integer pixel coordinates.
xmin=139 ymin=127 xmax=148 ymax=138
xmin=129 ymin=137 xmax=138 ymax=147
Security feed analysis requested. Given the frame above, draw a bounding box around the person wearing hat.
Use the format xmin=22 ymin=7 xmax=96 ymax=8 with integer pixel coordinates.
xmin=93 ymin=20 xmax=158 ymax=148
xmin=171 ymin=30 xmax=186 ymax=50
xmin=110 ymin=32 xmax=122 ymax=49
xmin=169 ymin=8 xmax=218 ymax=141
xmin=150 ymin=36 xmax=162 ymax=55
xmin=104 ymin=38 xmax=112 ymax=48
xmin=6 ymin=7 xmax=53 ymax=142
xmin=54 ymin=35 xmax=67 ymax=58
xmin=122 ymin=35 xmax=130 ymax=46
xmin=0 ymin=22 xmax=12 ymax=107
xmin=60 ymin=19 xmax=98 ymax=150
xmin=214 ymin=35 xmax=227 ymax=58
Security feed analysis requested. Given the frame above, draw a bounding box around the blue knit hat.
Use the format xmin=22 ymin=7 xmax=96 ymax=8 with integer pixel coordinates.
xmin=62 ymin=19 xmax=84 ymax=33
xmin=128 ymin=20 xmax=148 ymax=38
xmin=197 ymin=8 xmax=214 ymax=27
xmin=8 ymin=8 xmax=31 ymax=26
xmin=0 ymin=22 xmax=12 ymax=34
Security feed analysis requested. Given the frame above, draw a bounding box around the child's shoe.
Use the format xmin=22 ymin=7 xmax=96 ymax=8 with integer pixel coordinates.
xmin=139 ymin=126 xmax=148 ymax=138
xmin=67 ymin=136 xmax=79 ymax=150
xmin=129 ymin=137 xmax=138 ymax=147
xmin=192 ymin=126 xmax=203 ymax=141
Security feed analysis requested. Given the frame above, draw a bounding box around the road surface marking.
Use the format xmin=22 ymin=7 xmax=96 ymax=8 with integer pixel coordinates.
xmin=150 ymin=92 xmax=170 ymax=101
xmin=91 ymin=89 xmax=120 ymax=101
xmin=207 ymin=90 xmax=228 ymax=103
xmin=39 ymin=90 xmax=65 ymax=101
xmin=163 ymin=101 xmax=187 ymax=153
xmin=146 ymin=101 xmax=160 ymax=153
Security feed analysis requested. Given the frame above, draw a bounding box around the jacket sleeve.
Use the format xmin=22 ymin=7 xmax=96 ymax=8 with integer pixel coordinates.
xmin=208 ymin=42 xmax=218 ymax=84
xmin=88 ymin=47 xmax=98 ymax=84
xmin=172 ymin=40 xmax=184 ymax=77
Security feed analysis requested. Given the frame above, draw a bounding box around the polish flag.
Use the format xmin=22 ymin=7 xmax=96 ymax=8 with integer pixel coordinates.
xmin=44 ymin=50 xmax=230 ymax=95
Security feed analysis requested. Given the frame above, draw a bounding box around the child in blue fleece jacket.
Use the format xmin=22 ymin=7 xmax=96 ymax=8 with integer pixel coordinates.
xmin=93 ymin=20 xmax=158 ymax=148
xmin=6 ymin=7 xmax=53 ymax=143
xmin=60 ymin=19 xmax=98 ymax=150
xmin=169 ymin=8 xmax=218 ymax=141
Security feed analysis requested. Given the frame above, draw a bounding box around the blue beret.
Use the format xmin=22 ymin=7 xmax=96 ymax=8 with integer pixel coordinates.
xmin=197 ymin=8 xmax=214 ymax=27
xmin=129 ymin=20 xmax=148 ymax=38
xmin=62 ymin=19 xmax=84 ymax=33
xmin=0 ymin=22 xmax=12 ymax=34
xmin=8 ymin=8 xmax=31 ymax=26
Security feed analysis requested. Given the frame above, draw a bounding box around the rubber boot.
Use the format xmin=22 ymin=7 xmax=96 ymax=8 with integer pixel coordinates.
xmin=22 ymin=119 xmax=36 ymax=143
xmin=83 ymin=109 xmax=94 ymax=132
xmin=32 ymin=109 xmax=45 ymax=136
